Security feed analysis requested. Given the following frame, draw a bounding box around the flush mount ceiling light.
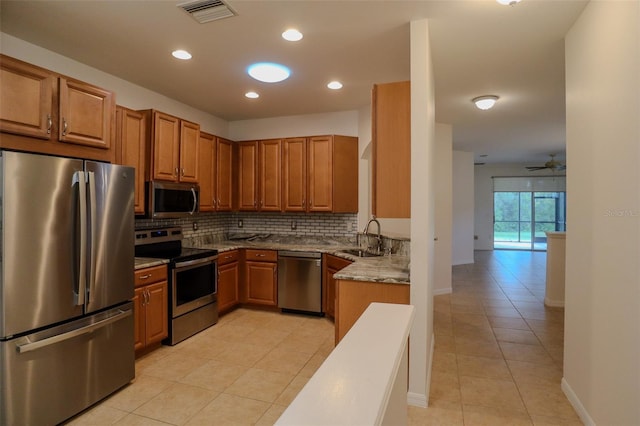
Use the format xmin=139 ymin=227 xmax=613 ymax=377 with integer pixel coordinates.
xmin=172 ymin=49 xmax=192 ymax=60
xmin=245 ymin=91 xmax=259 ymax=99
xmin=327 ymin=81 xmax=343 ymax=90
xmin=282 ymin=29 xmax=303 ymax=42
xmin=247 ymin=62 xmax=290 ymax=83
xmin=473 ymin=95 xmax=499 ymax=110
xmin=496 ymin=0 xmax=522 ymax=5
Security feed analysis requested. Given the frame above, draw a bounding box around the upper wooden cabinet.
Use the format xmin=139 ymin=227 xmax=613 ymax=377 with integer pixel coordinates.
xmin=140 ymin=110 xmax=199 ymax=183
xmin=58 ymin=77 xmax=114 ymax=149
xmin=237 ymin=141 xmax=259 ymax=211
xmin=115 ymin=106 xmax=146 ymax=215
xmin=216 ymin=137 xmax=234 ymax=211
xmin=0 ymin=54 xmax=115 ymax=162
xmin=282 ymin=135 xmax=358 ymax=213
xmin=372 ymin=81 xmax=410 ymax=218
xmin=198 ymin=132 xmax=216 ymax=212
xmin=237 ymin=139 xmax=282 ymax=212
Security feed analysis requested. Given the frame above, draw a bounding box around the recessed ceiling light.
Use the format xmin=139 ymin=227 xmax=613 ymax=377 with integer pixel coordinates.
xmin=472 ymin=95 xmax=499 ymax=110
xmin=245 ymin=91 xmax=259 ymax=99
xmin=282 ymin=29 xmax=303 ymax=42
xmin=247 ymin=62 xmax=291 ymax=83
xmin=172 ymin=49 xmax=192 ymax=60
xmin=496 ymin=0 xmax=522 ymax=5
xmin=327 ymin=81 xmax=343 ymax=90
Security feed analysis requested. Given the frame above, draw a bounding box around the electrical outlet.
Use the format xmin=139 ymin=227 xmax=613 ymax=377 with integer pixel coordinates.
xmin=474 ymin=235 xmax=478 ymax=240
xmin=291 ymin=220 xmax=297 ymax=230
xmin=192 ymin=222 xmax=198 ymax=231
xmin=238 ymin=219 xmax=243 ymax=228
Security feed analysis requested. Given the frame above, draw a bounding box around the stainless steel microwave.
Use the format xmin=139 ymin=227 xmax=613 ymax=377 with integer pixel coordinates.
xmin=147 ymin=181 xmax=199 ymax=219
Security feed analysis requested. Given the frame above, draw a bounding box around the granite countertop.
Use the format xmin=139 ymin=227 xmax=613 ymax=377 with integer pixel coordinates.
xmin=135 ymin=237 xmax=410 ymax=284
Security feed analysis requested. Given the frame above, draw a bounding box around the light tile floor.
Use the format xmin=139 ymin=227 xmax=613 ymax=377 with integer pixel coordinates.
xmin=409 ymin=250 xmax=582 ymax=425
xmin=66 ymin=308 xmax=335 ymax=425
xmin=68 ymin=250 xmax=581 ymax=425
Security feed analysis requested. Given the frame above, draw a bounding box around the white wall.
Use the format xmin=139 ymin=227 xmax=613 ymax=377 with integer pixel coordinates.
xmin=563 ymin=2 xmax=640 ymax=425
xmin=228 ymin=110 xmax=358 ymax=141
xmin=452 ymin=151 xmax=474 ymax=265
xmin=434 ymin=124 xmax=453 ymax=294
xmin=0 ymin=33 xmax=229 ymax=137
xmin=473 ymin=164 xmax=561 ymax=250
xmin=407 ymin=18 xmax=435 ymax=408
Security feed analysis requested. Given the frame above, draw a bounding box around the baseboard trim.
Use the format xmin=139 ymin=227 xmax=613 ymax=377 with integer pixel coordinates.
xmin=433 ymin=287 xmax=452 ymax=296
xmin=561 ymin=377 xmax=595 ymax=426
xmin=544 ymin=297 xmax=565 ymax=307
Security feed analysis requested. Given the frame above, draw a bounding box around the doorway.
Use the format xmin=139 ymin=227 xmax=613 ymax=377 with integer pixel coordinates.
xmin=493 ymin=191 xmax=566 ymax=251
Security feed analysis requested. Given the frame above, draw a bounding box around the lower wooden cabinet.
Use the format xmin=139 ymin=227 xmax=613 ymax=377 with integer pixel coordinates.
xmin=335 ymin=279 xmax=409 ymax=344
xmin=134 ymin=265 xmax=168 ymax=356
xmin=323 ymin=254 xmax=353 ymax=319
xmin=244 ymin=249 xmax=278 ymax=307
xmin=218 ymin=250 xmax=240 ymax=314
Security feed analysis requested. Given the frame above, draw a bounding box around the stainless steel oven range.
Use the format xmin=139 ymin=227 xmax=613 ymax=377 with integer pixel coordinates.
xmin=134 ymin=227 xmax=218 ymax=345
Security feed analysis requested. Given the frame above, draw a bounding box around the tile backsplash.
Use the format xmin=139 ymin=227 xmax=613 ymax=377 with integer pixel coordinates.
xmin=135 ymin=211 xmax=410 ymax=255
xmin=135 ymin=212 xmax=358 ymax=240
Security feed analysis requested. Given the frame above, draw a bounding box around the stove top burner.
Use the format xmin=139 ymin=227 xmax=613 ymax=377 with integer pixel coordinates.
xmin=134 ymin=227 xmax=218 ymax=262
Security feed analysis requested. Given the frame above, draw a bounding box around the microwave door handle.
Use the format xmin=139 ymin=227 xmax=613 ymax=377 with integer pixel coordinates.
xmin=190 ymin=187 xmax=197 ymax=215
xmin=87 ymin=171 xmax=97 ymax=304
xmin=73 ymin=171 xmax=87 ymax=306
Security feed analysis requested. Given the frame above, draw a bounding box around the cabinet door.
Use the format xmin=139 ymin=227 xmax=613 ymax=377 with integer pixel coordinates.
xmin=198 ymin=132 xmax=216 ymax=212
xmin=58 ymin=77 xmax=113 ymax=149
xmin=216 ymin=137 xmax=234 ymax=211
xmin=116 ymin=106 xmax=146 ymax=215
xmin=308 ymin=136 xmax=333 ymax=212
xmin=133 ymin=287 xmax=145 ymax=352
xmin=259 ymin=139 xmax=282 ymax=211
xmin=245 ymin=261 xmax=277 ymax=306
xmin=372 ymin=81 xmax=411 ymax=218
xmin=323 ymin=255 xmax=353 ymax=319
xmin=218 ymin=262 xmax=239 ymax=313
xmin=282 ymin=137 xmax=307 ymax=212
xmin=238 ymin=141 xmax=258 ymax=211
xmin=0 ymin=55 xmax=55 ymax=140
xmin=152 ymin=111 xmax=180 ymax=181
xmin=145 ymin=281 xmax=169 ymax=345
xmin=179 ymin=120 xmax=199 ymax=182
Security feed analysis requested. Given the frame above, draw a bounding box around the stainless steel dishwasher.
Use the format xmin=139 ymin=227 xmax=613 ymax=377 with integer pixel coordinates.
xmin=277 ymin=251 xmax=323 ymax=315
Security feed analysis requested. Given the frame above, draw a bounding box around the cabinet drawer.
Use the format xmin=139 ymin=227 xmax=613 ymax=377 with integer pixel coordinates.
xmin=219 ymin=250 xmax=239 ymax=266
xmin=244 ymin=249 xmax=277 ymax=262
xmin=134 ymin=265 xmax=168 ymax=287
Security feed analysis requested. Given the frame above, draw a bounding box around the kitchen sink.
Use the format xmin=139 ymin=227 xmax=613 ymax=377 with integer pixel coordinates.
xmin=340 ymin=249 xmax=382 ymax=258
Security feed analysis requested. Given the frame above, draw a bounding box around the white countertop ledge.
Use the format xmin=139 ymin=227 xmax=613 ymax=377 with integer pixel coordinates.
xmin=276 ymin=302 xmax=415 ymax=426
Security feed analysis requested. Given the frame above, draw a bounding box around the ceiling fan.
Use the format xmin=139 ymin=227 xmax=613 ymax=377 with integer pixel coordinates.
xmin=526 ymin=154 xmax=566 ymax=172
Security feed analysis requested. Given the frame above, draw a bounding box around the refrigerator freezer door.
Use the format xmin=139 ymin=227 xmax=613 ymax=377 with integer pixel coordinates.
xmin=0 ymin=150 xmax=85 ymax=338
xmin=84 ymin=161 xmax=135 ymax=313
xmin=0 ymin=302 xmax=135 ymax=425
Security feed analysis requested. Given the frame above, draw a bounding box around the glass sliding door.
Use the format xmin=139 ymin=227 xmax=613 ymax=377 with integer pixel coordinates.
xmin=494 ymin=191 xmax=566 ymax=251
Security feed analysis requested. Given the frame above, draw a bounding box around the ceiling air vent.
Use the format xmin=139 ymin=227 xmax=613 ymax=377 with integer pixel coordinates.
xmin=178 ymin=0 xmax=237 ymax=23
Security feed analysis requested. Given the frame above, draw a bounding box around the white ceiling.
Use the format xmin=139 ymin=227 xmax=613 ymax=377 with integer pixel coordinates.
xmin=0 ymin=0 xmax=588 ymax=164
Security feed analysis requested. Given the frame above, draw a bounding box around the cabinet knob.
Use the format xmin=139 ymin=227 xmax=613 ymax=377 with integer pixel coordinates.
xmin=175 ymin=167 xmax=179 ymax=176
xmin=46 ymin=114 xmax=52 ymax=134
xmin=139 ymin=274 xmax=151 ymax=279
xmin=181 ymin=168 xmax=185 ymax=176
xmin=62 ymin=118 xmax=68 ymax=136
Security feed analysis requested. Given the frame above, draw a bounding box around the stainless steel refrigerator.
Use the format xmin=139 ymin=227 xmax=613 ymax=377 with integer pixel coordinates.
xmin=0 ymin=150 xmax=136 ymax=425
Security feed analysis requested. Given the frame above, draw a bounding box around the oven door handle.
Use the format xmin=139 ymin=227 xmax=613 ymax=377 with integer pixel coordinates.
xmin=174 ymin=256 xmax=217 ymax=269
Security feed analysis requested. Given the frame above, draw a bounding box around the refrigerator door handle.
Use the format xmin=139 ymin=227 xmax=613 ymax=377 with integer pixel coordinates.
xmin=87 ymin=171 xmax=97 ymax=303
xmin=73 ymin=171 xmax=87 ymax=306
xmin=15 ymin=309 xmax=132 ymax=354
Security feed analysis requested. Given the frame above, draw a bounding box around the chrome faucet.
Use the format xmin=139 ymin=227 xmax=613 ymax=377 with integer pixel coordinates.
xmin=363 ymin=215 xmax=382 ymax=254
